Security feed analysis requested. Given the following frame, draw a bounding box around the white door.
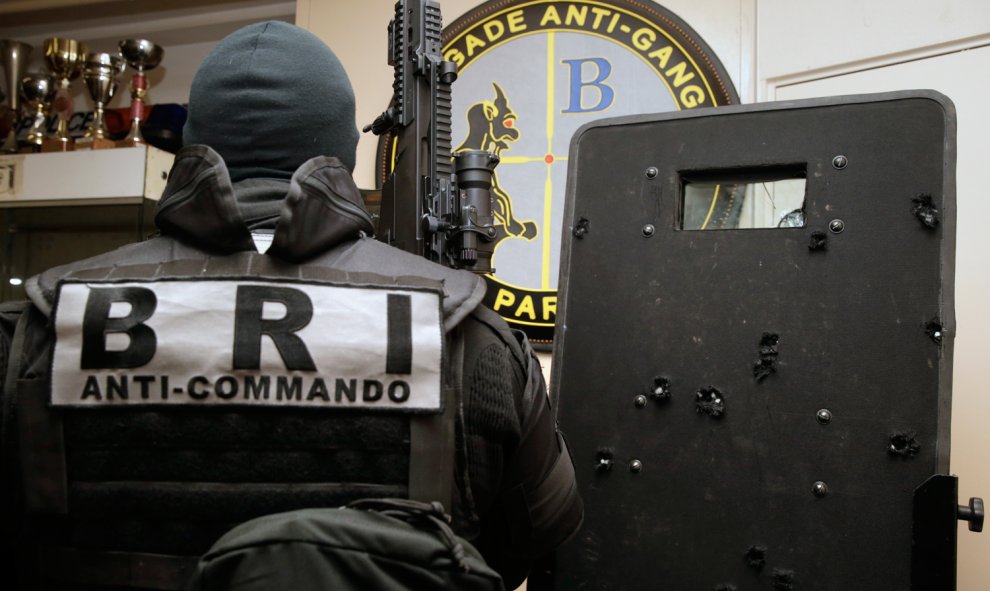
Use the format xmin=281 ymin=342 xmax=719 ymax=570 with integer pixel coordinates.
xmin=760 ymin=2 xmax=990 ymax=586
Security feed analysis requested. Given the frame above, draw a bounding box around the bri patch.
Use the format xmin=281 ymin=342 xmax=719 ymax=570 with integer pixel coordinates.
xmin=50 ymin=279 xmax=444 ymax=411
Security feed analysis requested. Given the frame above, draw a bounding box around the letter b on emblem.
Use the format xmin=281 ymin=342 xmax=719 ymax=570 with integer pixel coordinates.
xmin=562 ymin=58 xmax=615 ymax=113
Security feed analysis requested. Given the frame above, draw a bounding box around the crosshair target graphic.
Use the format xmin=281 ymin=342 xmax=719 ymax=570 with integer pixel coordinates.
xmin=380 ymin=0 xmax=739 ymax=342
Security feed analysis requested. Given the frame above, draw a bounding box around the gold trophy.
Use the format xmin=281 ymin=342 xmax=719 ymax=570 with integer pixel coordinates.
xmin=118 ymin=39 xmax=164 ymax=146
xmin=78 ymin=51 xmax=125 ymax=150
xmin=42 ymin=37 xmax=84 ymax=152
xmin=1 ymin=40 xmax=32 ymax=153
xmin=20 ymin=72 xmax=57 ymax=152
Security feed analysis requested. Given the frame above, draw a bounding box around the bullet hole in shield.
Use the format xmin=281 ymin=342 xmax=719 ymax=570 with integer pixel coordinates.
xmin=753 ymin=333 xmax=779 ymax=383
xmin=925 ymin=318 xmax=944 ymax=345
xmin=650 ymin=376 xmax=672 ymax=402
xmin=888 ymin=430 xmax=921 ymax=458
xmin=573 ymin=217 xmax=590 ymax=239
xmin=753 ymin=359 xmax=776 ymax=381
xmin=695 ymin=386 xmax=725 ymax=418
xmin=744 ymin=545 xmax=767 ymax=571
xmin=771 ymin=568 xmax=796 ymax=591
xmin=911 ymin=194 xmax=939 ymax=230
xmin=595 ymin=448 xmax=614 ymax=473
xmin=759 ymin=333 xmax=779 ymax=357
xmin=808 ymin=231 xmax=828 ymax=251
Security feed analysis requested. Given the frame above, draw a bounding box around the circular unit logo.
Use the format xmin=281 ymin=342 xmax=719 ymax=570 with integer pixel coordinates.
xmin=379 ymin=0 xmax=739 ymax=343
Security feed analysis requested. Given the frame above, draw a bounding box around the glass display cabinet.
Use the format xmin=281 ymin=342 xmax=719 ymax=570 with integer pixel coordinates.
xmin=0 ymin=146 xmax=173 ymax=302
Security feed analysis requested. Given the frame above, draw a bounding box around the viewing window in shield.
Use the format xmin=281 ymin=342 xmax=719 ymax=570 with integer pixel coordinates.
xmin=681 ymin=167 xmax=807 ymax=230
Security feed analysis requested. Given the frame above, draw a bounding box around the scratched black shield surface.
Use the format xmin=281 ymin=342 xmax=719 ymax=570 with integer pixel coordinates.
xmin=550 ymin=92 xmax=956 ymax=590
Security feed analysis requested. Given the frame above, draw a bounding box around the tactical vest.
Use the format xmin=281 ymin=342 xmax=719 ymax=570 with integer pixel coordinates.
xmin=7 ymin=242 xmax=491 ymax=591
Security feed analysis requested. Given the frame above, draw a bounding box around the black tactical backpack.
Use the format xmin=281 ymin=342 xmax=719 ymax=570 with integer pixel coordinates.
xmin=190 ymin=499 xmax=505 ymax=591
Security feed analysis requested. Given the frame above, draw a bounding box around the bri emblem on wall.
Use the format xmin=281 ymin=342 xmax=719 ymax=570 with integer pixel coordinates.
xmin=380 ymin=0 xmax=739 ymax=343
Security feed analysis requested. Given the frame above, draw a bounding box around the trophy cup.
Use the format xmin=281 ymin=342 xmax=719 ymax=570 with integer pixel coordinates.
xmin=42 ymin=37 xmax=84 ymax=152
xmin=118 ymin=39 xmax=164 ymax=146
xmin=1 ymin=40 xmax=32 ymax=153
xmin=20 ymin=73 xmax=57 ymax=152
xmin=78 ymin=51 xmax=125 ymax=150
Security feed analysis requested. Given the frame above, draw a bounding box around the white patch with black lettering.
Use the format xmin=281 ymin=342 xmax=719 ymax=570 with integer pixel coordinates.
xmin=50 ymin=279 xmax=443 ymax=411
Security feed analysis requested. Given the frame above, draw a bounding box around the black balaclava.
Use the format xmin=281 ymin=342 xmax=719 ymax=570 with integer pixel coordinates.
xmin=182 ymin=21 xmax=358 ymax=182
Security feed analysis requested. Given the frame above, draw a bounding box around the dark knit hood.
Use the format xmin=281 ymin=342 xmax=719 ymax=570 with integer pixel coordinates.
xmin=153 ymin=145 xmax=374 ymax=262
xmin=182 ymin=21 xmax=359 ymax=181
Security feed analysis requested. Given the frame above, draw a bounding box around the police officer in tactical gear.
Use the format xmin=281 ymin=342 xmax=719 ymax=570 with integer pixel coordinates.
xmin=0 ymin=21 xmax=581 ymax=590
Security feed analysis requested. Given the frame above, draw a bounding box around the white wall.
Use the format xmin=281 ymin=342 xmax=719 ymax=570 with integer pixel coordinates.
xmin=758 ymin=0 xmax=990 ymax=96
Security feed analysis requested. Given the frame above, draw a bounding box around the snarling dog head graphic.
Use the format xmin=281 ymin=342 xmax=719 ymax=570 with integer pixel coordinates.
xmin=457 ymin=82 xmax=520 ymax=156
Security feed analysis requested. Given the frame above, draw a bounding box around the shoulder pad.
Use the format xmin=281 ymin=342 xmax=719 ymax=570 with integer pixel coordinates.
xmin=25 ymin=237 xmax=195 ymax=317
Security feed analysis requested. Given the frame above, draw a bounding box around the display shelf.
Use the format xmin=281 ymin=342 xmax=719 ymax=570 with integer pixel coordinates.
xmin=0 ymin=145 xmax=174 ymax=208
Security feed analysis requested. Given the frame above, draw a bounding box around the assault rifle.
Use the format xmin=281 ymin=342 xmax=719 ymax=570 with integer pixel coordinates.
xmin=364 ymin=0 xmax=498 ymax=273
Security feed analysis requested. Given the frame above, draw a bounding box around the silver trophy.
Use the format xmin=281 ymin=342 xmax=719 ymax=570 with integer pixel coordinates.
xmin=20 ymin=72 xmax=57 ymax=151
xmin=78 ymin=51 xmax=125 ymax=149
xmin=119 ymin=39 xmax=164 ymax=146
xmin=1 ymin=40 xmax=32 ymax=153
xmin=43 ymin=37 xmax=84 ymax=152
